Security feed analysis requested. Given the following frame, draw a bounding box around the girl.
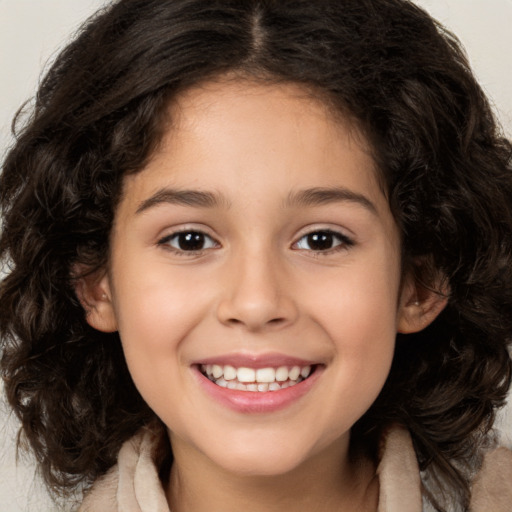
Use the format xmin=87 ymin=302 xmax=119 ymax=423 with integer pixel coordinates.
xmin=1 ymin=1 xmax=512 ymax=511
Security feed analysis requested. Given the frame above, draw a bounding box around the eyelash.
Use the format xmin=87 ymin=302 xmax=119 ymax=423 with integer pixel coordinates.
xmin=292 ymin=229 xmax=354 ymax=255
xmin=158 ymin=230 xmax=219 ymax=256
xmin=157 ymin=228 xmax=354 ymax=256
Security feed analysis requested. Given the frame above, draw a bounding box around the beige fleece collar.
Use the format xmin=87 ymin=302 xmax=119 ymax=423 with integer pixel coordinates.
xmin=79 ymin=424 xmax=512 ymax=512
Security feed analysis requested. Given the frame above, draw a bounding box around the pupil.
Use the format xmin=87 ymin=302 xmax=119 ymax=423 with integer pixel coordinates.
xmin=308 ymin=232 xmax=333 ymax=250
xmin=179 ymin=232 xmax=204 ymax=250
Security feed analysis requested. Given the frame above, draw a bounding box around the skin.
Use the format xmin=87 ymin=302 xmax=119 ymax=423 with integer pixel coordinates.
xmin=82 ymin=79 xmax=445 ymax=512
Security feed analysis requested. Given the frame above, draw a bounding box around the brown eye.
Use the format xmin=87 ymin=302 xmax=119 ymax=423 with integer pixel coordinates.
xmin=163 ymin=231 xmax=218 ymax=252
xmin=295 ymin=230 xmax=352 ymax=251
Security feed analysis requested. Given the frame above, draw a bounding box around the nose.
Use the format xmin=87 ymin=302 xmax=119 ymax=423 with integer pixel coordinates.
xmin=216 ymin=249 xmax=299 ymax=332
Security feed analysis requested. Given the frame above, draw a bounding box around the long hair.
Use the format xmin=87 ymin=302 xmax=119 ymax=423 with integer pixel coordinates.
xmin=1 ymin=1 xmax=511 ymax=509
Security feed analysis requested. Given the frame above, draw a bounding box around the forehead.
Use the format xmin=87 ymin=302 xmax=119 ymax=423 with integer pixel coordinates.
xmin=168 ymin=78 xmax=368 ymax=155
xmin=119 ymin=78 xmax=387 ymax=219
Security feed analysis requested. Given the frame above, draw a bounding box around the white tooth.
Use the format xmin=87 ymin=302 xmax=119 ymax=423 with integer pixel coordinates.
xmin=206 ymin=364 xmax=213 ymax=376
xmin=212 ymin=364 xmax=223 ymax=379
xmin=256 ymin=367 xmax=276 ymax=383
xmin=235 ymin=382 xmax=247 ymax=391
xmin=301 ymin=366 xmax=312 ymax=378
xmin=268 ymin=382 xmax=281 ymax=391
xmin=223 ymin=365 xmax=237 ymax=381
xmin=289 ymin=366 xmax=301 ymax=380
xmin=227 ymin=381 xmax=238 ymax=390
xmin=247 ymin=384 xmax=258 ymax=391
xmin=237 ymin=367 xmax=256 ymax=383
xmin=216 ymin=378 xmax=228 ymax=388
xmin=281 ymin=381 xmax=290 ymax=389
xmin=257 ymin=383 xmax=269 ymax=392
xmin=275 ymin=366 xmax=289 ymax=382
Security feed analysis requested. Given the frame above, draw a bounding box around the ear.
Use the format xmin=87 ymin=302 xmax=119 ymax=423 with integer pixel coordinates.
xmin=73 ymin=267 xmax=118 ymax=333
xmin=397 ymin=269 xmax=449 ymax=334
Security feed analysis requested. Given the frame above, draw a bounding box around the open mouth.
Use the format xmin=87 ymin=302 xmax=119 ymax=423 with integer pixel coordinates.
xmin=199 ymin=364 xmax=317 ymax=392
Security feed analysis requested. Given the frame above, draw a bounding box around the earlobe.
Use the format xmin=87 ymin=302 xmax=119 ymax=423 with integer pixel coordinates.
xmin=73 ymin=268 xmax=118 ymax=333
xmin=397 ymin=271 xmax=449 ymax=334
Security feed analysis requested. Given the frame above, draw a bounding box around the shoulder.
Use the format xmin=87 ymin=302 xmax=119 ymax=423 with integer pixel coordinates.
xmin=470 ymin=445 xmax=512 ymax=511
xmin=79 ymin=423 xmax=170 ymax=512
xmin=377 ymin=426 xmax=512 ymax=512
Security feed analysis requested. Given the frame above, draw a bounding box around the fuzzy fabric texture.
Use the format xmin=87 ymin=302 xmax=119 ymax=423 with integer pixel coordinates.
xmin=470 ymin=446 xmax=512 ymax=511
xmin=79 ymin=425 xmax=512 ymax=512
xmin=376 ymin=426 xmax=422 ymax=511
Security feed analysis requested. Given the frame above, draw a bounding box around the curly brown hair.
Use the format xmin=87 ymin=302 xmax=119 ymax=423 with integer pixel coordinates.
xmin=1 ymin=0 xmax=511 ymax=510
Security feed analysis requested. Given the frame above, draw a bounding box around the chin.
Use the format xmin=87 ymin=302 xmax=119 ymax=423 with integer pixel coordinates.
xmin=199 ymin=432 xmax=321 ymax=478
xmin=215 ymin=451 xmax=308 ymax=478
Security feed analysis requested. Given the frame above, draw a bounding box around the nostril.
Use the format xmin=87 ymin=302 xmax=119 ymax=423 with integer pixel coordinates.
xmin=225 ymin=316 xmax=286 ymax=326
xmin=268 ymin=317 xmax=285 ymax=324
xmin=216 ymin=293 xmax=298 ymax=330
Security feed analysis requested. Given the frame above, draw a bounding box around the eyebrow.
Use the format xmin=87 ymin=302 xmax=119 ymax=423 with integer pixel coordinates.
xmin=285 ymin=187 xmax=377 ymax=214
xmin=135 ymin=188 xmax=230 ymax=214
xmin=135 ymin=186 xmax=377 ymax=215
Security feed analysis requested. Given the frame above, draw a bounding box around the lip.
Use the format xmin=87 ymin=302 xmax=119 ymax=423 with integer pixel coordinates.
xmin=192 ymin=355 xmax=324 ymax=414
xmin=195 ymin=352 xmax=319 ymax=369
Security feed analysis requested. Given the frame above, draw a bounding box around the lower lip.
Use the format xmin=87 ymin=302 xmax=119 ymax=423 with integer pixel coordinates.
xmin=194 ymin=366 xmax=322 ymax=414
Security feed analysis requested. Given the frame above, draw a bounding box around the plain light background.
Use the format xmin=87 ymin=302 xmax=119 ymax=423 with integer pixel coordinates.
xmin=1 ymin=1 xmax=511 ymax=510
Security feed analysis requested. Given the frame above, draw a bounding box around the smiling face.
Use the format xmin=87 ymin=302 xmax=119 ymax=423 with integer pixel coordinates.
xmin=85 ymin=79 xmax=420 ymax=479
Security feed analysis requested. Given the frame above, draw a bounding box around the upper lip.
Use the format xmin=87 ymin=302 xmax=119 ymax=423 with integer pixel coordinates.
xmin=194 ymin=352 xmax=320 ymax=369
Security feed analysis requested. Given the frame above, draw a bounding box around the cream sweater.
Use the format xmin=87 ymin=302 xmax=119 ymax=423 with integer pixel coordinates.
xmin=79 ymin=425 xmax=512 ymax=512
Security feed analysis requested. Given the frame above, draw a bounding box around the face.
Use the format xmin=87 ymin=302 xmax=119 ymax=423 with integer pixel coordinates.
xmin=94 ymin=80 xmax=416 ymax=477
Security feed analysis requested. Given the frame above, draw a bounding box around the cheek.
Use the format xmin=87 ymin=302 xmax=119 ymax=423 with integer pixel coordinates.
xmin=109 ymin=258 xmax=214 ymax=402
xmin=323 ymin=285 xmax=396 ymax=384
xmin=113 ymin=255 xmax=212 ymax=342
xmin=303 ymin=254 xmax=400 ymax=404
xmin=306 ymin=254 xmax=400 ymax=344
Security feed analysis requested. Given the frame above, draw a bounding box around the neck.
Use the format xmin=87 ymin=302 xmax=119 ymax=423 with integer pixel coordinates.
xmin=166 ymin=436 xmax=378 ymax=512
